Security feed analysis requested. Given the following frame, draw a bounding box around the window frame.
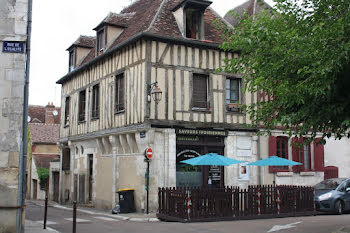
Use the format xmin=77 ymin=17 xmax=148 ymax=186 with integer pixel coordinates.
xmin=69 ymin=49 xmax=76 ymax=72
xmin=185 ymin=8 xmax=203 ymax=40
xmin=91 ymin=84 xmax=100 ymax=120
xmin=275 ymin=136 xmax=289 ymax=172
xmin=64 ymin=96 xmax=70 ymax=126
xmin=192 ymin=73 xmax=209 ymax=110
xmin=114 ymin=73 xmax=125 ymax=113
xmin=97 ymin=28 xmax=106 ymax=54
xmin=78 ymin=89 xmax=86 ymax=123
xmin=225 ymin=77 xmax=241 ymax=112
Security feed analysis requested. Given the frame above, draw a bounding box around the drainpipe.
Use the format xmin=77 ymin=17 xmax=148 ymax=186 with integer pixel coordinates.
xmin=16 ymin=0 xmax=32 ymax=232
xmin=257 ymin=134 xmax=262 ymax=185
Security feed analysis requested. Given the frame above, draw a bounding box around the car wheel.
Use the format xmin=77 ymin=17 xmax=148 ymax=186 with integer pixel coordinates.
xmin=335 ymin=200 xmax=343 ymax=215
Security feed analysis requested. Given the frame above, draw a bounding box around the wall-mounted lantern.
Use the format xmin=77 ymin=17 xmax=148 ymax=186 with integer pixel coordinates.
xmin=148 ymin=81 xmax=162 ymax=103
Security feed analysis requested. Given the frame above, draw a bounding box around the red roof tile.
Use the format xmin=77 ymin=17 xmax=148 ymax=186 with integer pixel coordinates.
xmin=28 ymin=105 xmax=61 ymax=124
xmin=29 ymin=123 xmax=60 ymax=144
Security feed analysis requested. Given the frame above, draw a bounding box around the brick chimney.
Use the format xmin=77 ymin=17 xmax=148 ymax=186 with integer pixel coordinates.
xmin=45 ymin=102 xmax=55 ymax=124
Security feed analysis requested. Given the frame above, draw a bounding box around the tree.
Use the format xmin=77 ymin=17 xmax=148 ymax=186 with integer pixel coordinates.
xmin=219 ymin=0 xmax=350 ymax=141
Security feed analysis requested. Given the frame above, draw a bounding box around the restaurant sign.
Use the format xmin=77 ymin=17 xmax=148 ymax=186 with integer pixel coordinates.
xmin=176 ymin=128 xmax=227 ymax=137
xmin=2 ymin=41 xmax=25 ymax=53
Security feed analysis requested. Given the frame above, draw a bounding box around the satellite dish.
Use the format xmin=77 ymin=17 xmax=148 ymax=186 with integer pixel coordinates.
xmin=27 ymin=116 xmax=31 ymax=122
xmin=53 ymin=110 xmax=58 ymax=116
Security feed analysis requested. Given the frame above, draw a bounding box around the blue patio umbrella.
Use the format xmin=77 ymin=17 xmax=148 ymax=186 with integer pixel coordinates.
xmin=181 ymin=153 xmax=243 ymax=166
xmin=246 ymin=156 xmax=302 ymax=184
xmin=246 ymin=156 xmax=302 ymax=166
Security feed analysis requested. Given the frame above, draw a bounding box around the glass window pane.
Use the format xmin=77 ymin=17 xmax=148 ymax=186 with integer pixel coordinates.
xmin=226 ymin=79 xmax=230 ymax=89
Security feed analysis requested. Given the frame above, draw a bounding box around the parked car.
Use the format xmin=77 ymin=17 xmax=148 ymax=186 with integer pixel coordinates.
xmin=314 ymin=178 xmax=350 ymax=214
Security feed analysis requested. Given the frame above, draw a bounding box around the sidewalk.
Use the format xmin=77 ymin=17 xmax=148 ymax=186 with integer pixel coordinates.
xmin=27 ymin=199 xmax=159 ymax=222
xmin=25 ymin=220 xmax=59 ymax=233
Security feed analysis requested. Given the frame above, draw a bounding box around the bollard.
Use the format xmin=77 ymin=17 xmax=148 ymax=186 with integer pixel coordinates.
xmin=73 ymin=201 xmax=77 ymax=233
xmin=257 ymin=188 xmax=261 ymax=216
xmin=43 ymin=197 xmax=48 ymax=229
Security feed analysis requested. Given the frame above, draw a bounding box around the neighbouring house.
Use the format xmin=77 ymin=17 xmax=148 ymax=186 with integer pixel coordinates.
xmin=27 ymin=103 xmax=60 ymax=201
xmin=0 ymin=0 xmax=30 ymax=231
xmin=224 ymin=0 xmax=350 ymax=186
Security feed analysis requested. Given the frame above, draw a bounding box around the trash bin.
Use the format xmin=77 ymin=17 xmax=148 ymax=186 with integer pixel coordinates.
xmin=117 ymin=188 xmax=135 ymax=213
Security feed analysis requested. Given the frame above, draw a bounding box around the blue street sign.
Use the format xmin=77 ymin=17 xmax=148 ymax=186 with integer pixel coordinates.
xmin=2 ymin=41 xmax=25 ymax=53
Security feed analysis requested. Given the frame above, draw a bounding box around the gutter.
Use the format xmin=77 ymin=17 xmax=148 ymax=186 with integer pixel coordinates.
xmin=56 ymin=32 xmax=223 ymax=84
xmin=17 ymin=0 xmax=32 ymax=232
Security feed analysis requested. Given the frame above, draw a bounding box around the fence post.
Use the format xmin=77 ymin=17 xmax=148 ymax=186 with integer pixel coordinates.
xmin=276 ymin=186 xmax=280 ymax=215
xmin=257 ymin=188 xmax=261 ymax=216
xmin=187 ymin=190 xmax=191 ymax=221
xmin=73 ymin=201 xmax=77 ymax=233
xmin=43 ymin=197 xmax=48 ymax=229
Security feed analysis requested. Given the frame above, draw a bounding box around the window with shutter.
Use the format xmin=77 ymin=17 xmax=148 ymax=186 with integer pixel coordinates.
xmin=276 ymin=136 xmax=289 ymax=171
xmin=78 ymin=90 xmax=86 ymax=122
xmin=64 ymin=96 xmax=70 ymax=126
xmin=226 ymin=77 xmax=241 ymax=112
xmin=115 ymin=73 xmax=125 ymax=113
xmin=292 ymin=137 xmax=302 ymax=172
xmin=268 ymin=136 xmax=276 ymax=173
xmin=314 ymin=138 xmax=324 ymax=171
xmin=91 ymin=84 xmax=100 ymax=119
xmin=292 ymin=137 xmax=311 ymax=172
xmin=192 ymin=74 xmax=208 ymax=109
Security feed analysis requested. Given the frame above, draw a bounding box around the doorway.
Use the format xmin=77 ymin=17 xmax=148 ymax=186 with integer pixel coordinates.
xmin=52 ymin=172 xmax=59 ymax=202
xmin=88 ymin=154 xmax=93 ymax=202
xmin=33 ymin=179 xmax=37 ymax=200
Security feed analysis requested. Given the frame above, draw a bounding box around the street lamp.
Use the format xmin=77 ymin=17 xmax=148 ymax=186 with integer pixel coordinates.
xmin=148 ymin=81 xmax=162 ymax=103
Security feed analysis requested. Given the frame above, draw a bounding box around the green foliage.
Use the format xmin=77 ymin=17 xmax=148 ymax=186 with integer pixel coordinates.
xmin=218 ymin=0 xmax=350 ymax=140
xmin=37 ymin=167 xmax=49 ymax=188
xmin=27 ymin=125 xmax=32 ymax=160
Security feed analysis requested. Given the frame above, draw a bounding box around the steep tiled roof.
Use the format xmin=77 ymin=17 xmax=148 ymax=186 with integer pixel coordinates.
xmin=33 ymin=154 xmax=60 ymax=169
xmin=94 ymin=12 xmax=135 ymax=29
xmin=58 ymin=0 xmax=231 ymax=84
xmin=71 ymin=35 xmax=96 ymax=48
xmin=224 ymin=0 xmax=271 ymax=27
xmin=29 ymin=123 xmax=60 ymax=144
xmin=28 ymin=105 xmax=61 ymax=124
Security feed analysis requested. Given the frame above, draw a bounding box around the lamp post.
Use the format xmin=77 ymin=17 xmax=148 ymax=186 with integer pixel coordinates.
xmin=148 ymin=82 xmax=162 ymax=103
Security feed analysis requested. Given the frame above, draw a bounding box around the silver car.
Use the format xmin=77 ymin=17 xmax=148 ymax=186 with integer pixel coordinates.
xmin=314 ymin=178 xmax=350 ymax=214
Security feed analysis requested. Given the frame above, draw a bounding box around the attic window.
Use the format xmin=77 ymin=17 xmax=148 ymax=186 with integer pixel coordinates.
xmin=97 ymin=28 xmax=106 ymax=54
xmin=69 ymin=49 xmax=76 ymax=72
xmin=186 ymin=9 xmax=202 ymax=39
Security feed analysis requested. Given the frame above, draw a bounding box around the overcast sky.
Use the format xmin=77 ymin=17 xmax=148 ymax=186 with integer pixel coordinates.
xmin=29 ymin=0 xmax=273 ymax=107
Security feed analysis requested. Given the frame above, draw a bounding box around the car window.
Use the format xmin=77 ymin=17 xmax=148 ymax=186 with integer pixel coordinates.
xmin=336 ymin=180 xmax=350 ymax=192
xmin=315 ymin=178 xmax=346 ymax=190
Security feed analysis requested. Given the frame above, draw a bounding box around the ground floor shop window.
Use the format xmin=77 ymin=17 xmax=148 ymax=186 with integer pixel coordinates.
xmin=176 ymin=133 xmax=225 ymax=188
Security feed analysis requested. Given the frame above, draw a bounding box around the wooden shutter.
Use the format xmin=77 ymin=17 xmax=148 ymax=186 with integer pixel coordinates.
xmin=292 ymin=138 xmax=301 ymax=172
xmin=268 ymin=136 xmax=276 ymax=173
xmin=314 ymin=138 xmax=324 ymax=171
xmin=193 ymin=74 xmax=207 ymax=108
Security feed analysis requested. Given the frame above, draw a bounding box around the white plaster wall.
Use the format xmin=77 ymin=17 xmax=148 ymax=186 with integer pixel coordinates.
xmin=324 ymin=137 xmax=350 ymax=178
xmin=275 ymin=172 xmax=323 ymax=186
xmin=225 ymin=131 xmax=259 ymax=189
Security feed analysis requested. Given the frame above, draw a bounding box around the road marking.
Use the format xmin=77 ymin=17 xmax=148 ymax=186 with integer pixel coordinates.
xmin=36 ymin=220 xmax=57 ymax=225
xmin=64 ymin=218 xmax=91 ymax=223
xmin=94 ymin=216 xmax=119 ymax=221
xmin=268 ymin=221 xmax=302 ymax=232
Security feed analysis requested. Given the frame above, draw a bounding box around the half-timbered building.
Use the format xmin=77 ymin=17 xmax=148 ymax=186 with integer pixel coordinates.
xmin=56 ymin=0 xmax=263 ymax=212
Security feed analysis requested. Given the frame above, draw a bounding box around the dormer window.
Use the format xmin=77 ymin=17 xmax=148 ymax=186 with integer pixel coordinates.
xmin=69 ymin=49 xmax=76 ymax=72
xmin=186 ymin=9 xmax=202 ymax=39
xmin=172 ymin=0 xmax=211 ymax=40
xmin=97 ymin=28 xmax=106 ymax=54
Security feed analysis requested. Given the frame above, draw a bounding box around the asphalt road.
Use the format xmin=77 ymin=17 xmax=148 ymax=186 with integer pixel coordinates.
xmin=26 ymin=201 xmax=350 ymax=233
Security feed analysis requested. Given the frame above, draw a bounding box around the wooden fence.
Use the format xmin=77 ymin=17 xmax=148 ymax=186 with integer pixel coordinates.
xmin=157 ymin=185 xmax=315 ymax=222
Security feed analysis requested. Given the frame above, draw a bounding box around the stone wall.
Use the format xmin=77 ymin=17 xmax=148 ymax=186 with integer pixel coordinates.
xmin=0 ymin=0 xmax=28 ymax=232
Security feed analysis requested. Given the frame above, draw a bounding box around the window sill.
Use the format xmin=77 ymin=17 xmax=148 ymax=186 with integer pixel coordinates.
xmin=300 ymin=171 xmax=315 ymax=176
xmin=91 ymin=117 xmax=100 ymax=121
xmin=78 ymin=120 xmax=86 ymax=125
xmin=64 ymin=124 xmax=69 ymax=128
xmin=226 ymin=110 xmax=245 ymax=115
xmin=114 ymin=109 xmax=125 ymax=115
xmin=192 ymin=107 xmax=211 ymax=113
xmin=276 ymin=172 xmax=293 ymax=177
